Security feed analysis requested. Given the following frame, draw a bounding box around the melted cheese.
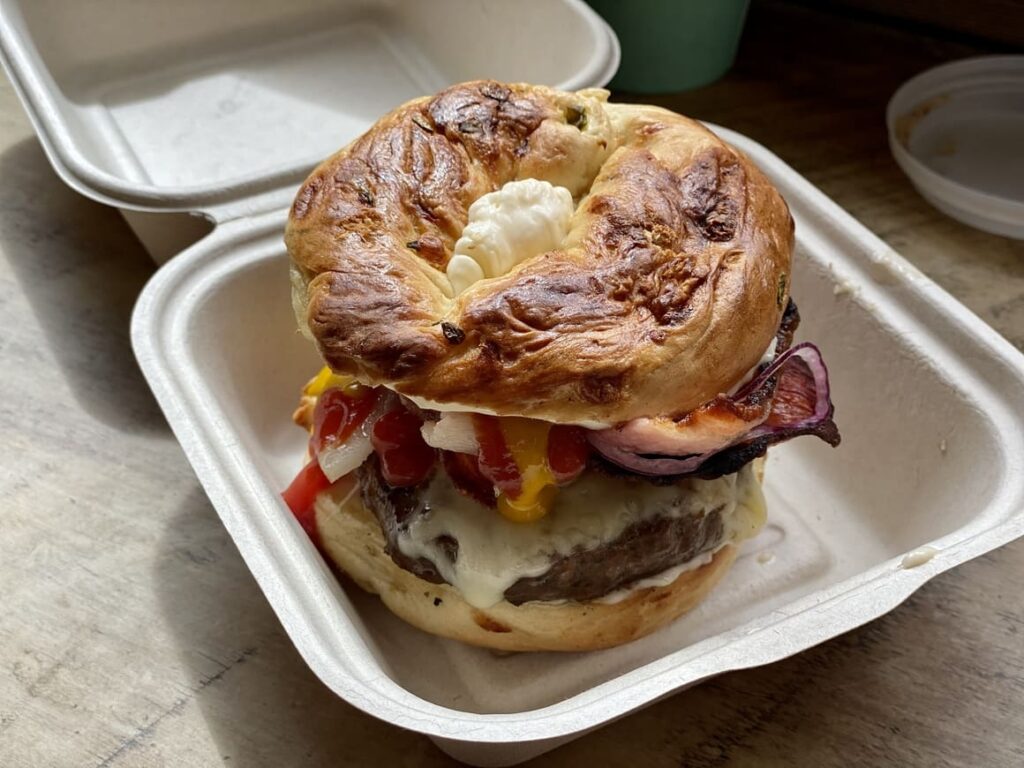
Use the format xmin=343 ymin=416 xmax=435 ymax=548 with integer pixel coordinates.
xmin=446 ymin=178 xmax=574 ymax=295
xmin=396 ymin=464 xmax=765 ymax=608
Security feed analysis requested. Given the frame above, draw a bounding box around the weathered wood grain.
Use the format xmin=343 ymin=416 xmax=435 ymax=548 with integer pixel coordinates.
xmin=1 ymin=3 xmax=1022 ymax=767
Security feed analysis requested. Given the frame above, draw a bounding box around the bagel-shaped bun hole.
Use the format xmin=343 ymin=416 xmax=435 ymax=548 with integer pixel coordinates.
xmin=287 ymin=81 xmax=794 ymax=425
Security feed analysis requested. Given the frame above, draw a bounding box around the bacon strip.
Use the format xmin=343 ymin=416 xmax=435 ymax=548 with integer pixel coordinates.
xmin=587 ymin=342 xmax=839 ymax=476
xmin=442 ymin=451 xmax=497 ymax=507
xmin=591 ymin=300 xmax=800 ymax=458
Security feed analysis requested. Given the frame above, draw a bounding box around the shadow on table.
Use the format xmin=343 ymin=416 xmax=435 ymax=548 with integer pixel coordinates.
xmin=515 ymin=580 xmax=991 ymax=767
xmin=0 ymin=138 xmax=167 ymax=435
xmin=151 ymin=486 xmax=989 ymax=768
xmin=153 ymin=489 xmax=457 ymax=767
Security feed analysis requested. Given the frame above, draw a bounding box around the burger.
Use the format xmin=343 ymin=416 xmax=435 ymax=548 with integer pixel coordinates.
xmin=281 ymin=81 xmax=840 ymax=652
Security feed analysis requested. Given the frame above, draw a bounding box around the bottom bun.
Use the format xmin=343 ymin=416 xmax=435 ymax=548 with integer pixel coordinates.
xmin=313 ymin=477 xmax=746 ymax=653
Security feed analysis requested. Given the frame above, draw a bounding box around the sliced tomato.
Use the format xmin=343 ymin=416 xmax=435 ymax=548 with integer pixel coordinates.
xmin=547 ymin=424 xmax=590 ymax=484
xmin=310 ymin=386 xmax=379 ymax=456
xmin=371 ymin=408 xmax=436 ymax=487
xmin=471 ymin=414 xmax=522 ymax=498
xmin=281 ymin=458 xmax=331 ymax=546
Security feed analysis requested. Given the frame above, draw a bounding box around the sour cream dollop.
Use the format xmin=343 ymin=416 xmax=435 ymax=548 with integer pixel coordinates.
xmin=446 ymin=178 xmax=574 ymax=295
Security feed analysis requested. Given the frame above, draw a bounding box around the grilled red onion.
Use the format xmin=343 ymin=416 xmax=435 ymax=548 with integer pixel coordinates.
xmin=588 ymin=342 xmax=837 ymax=476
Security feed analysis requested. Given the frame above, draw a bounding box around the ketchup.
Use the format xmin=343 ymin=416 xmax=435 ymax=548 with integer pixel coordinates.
xmin=286 ymin=385 xmax=376 ymax=547
xmin=471 ymin=414 xmax=522 ymax=497
xmin=547 ymin=425 xmax=590 ymax=484
xmin=281 ymin=458 xmax=331 ymax=547
xmin=371 ymin=409 xmax=436 ymax=486
xmin=310 ymin=386 xmax=379 ymax=456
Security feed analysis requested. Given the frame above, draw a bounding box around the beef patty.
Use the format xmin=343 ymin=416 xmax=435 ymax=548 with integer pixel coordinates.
xmin=350 ymin=302 xmax=796 ymax=604
xmin=357 ymin=456 xmax=726 ymax=605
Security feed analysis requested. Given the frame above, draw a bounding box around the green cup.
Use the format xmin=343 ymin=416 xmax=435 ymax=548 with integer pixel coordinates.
xmin=588 ymin=0 xmax=750 ymax=93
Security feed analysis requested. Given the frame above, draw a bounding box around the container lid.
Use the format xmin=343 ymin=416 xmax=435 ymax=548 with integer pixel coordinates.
xmin=0 ymin=0 xmax=619 ymax=219
xmin=887 ymin=56 xmax=1024 ymax=240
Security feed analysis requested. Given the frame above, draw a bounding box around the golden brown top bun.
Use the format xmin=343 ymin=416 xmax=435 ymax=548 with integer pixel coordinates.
xmin=287 ymin=81 xmax=794 ymax=424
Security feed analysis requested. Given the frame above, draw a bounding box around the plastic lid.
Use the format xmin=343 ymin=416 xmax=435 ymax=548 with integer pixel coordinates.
xmin=887 ymin=56 xmax=1024 ymax=240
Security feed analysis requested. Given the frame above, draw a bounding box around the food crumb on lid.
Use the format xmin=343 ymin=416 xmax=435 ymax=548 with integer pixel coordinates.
xmin=900 ymin=546 xmax=938 ymax=569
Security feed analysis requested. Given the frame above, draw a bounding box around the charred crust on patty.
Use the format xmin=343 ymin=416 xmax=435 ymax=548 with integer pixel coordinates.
xmin=502 ymin=508 xmax=724 ymax=604
xmin=356 ymin=457 xmax=451 ymax=585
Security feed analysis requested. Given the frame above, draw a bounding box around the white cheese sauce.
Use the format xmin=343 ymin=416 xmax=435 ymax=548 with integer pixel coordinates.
xmin=594 ymin=548 xmax=721 ymax=605
xmin=396 ymin=464 xmax=766 ymax=608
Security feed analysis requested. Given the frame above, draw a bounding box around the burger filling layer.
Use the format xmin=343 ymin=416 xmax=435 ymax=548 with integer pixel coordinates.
xmin=358 ymin=455 xmax=764 ymax=608
xmin=283 ymin=299 xmax=840 ymax=607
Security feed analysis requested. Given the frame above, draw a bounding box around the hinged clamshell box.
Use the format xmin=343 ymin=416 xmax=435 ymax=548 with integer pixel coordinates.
xmin=4 ymin=2 xmax=1024 ymax=766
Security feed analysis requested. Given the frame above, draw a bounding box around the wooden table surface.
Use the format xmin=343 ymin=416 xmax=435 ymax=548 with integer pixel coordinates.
xmin=2 ymin=4 xmax=1023 ymax=766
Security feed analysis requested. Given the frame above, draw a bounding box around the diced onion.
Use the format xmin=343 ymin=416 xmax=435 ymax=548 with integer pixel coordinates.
xmin=315 ymin=393 xmax=394 ymax=482
xmin=317 ymin=433 xmax=374 ymax=482
xmin=421 ymin=413 xmax=479 ymax=455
